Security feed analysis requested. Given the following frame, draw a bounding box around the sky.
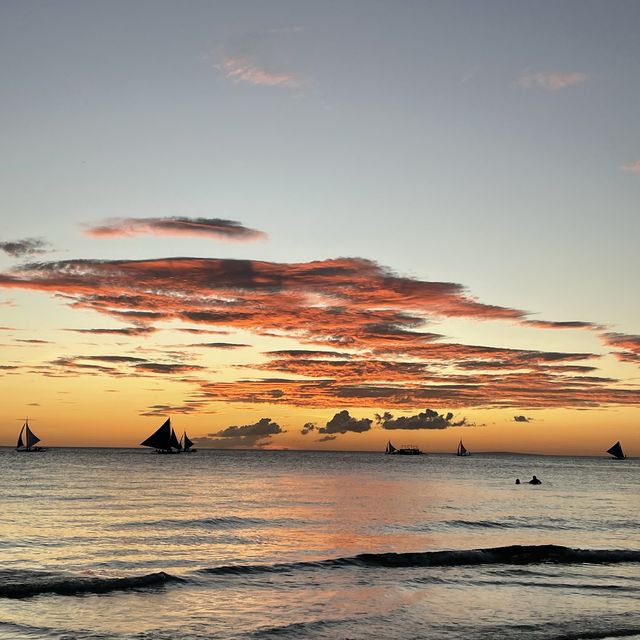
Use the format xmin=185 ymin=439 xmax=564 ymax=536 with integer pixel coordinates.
xmin=1 ymin=0 xmax=639 ymax=454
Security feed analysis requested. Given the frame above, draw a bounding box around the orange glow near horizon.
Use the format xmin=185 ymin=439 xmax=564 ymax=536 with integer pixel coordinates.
xmin=1 ymin=255 xmax=639 ymax=456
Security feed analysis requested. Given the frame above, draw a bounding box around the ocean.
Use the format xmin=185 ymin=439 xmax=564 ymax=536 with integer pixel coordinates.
xmin=0 ymin=448 xmax=638 ymax=640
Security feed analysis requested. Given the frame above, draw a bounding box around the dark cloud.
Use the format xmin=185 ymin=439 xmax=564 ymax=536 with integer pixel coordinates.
xmin=85 ymin=217 xmax=266 ymax=242
xmin=514 ymin=415 xmax=532 ymax=422
xmin=15 ymin=339 xmax=51 ymax=344
xmin=185 ymin=342 xmax=251 ymax=349
xmin=175 ymin=328 xmax=230 ymax=335
xmin=524 ymin=320 xmax=599 ymax=330
xmin=65 ymin=326 xmax=157 ymax=336
xmin=316 ymin=435 xmax=337 ymax=442
xmin=202 ymin=417 xmax=285 ymax=448
xmin=83 ymin=355 xmax=148 ymax=363
xmin=0 ymin=238 xmax=50 ymax=258
xmin=139 ymin=400 xmax=207 ymax=417
xmin=300 ymin=422 xmax=316 ymax=435
xmin=135 ymin=362 xmax=204 ymax=374
xmin=39 ymin=354 xmax=204 ymax=380
xmin=378 ymin=408 xmax=467 ymax=430
xmin=318 ymin=410 xmax=372 ymax=435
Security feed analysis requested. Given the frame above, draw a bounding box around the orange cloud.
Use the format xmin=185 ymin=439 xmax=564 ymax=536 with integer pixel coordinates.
xmin=602 ymin=332 xmax=640 ymax=365
xmin=1 ymin=256 xmax=635 ymax=412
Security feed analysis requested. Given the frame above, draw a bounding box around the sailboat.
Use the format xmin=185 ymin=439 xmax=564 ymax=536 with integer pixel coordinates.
xmin=140 ymin=418 xmax=182 ymax=454
xmin=180 ymin=431 xmax=197 ymax=453
xmin=606 ymin=441 xmax=626 ymax=460
xmin=385 ymin=440 xmax=423 ymax=455
xmin=456 ymin=439 xmax=470 ymax=456
xmin=16 ymin=419 xmax=45 ymax=452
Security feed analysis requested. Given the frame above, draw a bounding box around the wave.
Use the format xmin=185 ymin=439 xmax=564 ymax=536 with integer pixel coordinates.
xmin=4 ymin=544 xmax=638 ymax=599
xmin=198 ymin=544 xmax=640 ymax=576
xmin=397 ymin=517 xmax=640 ymax=532
xmin=116 ymin=515 xmax=303 ymax=530
xmin=0 ymin=570 xmax=183 ymax=599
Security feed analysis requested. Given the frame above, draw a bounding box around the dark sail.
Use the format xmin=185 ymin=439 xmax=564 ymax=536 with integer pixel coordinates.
xmin=140 ymin=418 xmax=172 ymax=450
xmin=606 ymin=441 xmax=625 ymax=460
xmin=457 ymin=440 xmax=469 ymax=456
xmin=25 ymin=424 xmax=40 ymax=449
xmin=183 ymin=432 xmax=194 ymax=451
xmin=16 ymin=425 xmax=25 ymax=449
xmin=385 ymin=440 xmax=397 ymax=454
xmin=169 ymin=428 xmax=181 ymax=451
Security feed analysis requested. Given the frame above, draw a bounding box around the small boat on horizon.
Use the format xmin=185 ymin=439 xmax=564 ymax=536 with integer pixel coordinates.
xmin=606 ymin=441 xmax=626 ymax=460
xmin=16 ymin=419 xmax=46 ymax=452
xmin=180 ymin=431 xmax=197 ymax=453
xmin=385 ymin=440 xmax=423 ymax=455
xmin=140 ymin=418 xmax=182 ymax=454
xmin=456 ymin=439 xmax=470 ymax=456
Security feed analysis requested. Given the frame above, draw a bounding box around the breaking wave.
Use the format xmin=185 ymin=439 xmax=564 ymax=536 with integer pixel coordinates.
xmin=0 ymin=570 xmax=183 ymax=598
xmin=199 ymin=545 xmax=640 ymax=576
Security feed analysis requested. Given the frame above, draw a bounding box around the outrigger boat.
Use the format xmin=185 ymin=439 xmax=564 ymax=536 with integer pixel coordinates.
xmin=606 ymin=441 xmax=626 ymax=460
xmin=180 ymin=431 xmax=197 ymax=453
xmin=140 ymin=418 xmax=182 ymax=454
xmin=456 ymin=439 xmax=470 ymax=456
xmin=385 ymin=440 xmax=423 ymax=455
xmin=16 ymin=419 xmax=46 ymax=452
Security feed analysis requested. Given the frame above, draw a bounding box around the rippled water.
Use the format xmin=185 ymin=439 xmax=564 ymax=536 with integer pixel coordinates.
xmin=0 ymin=449 xmax=638 ymax=639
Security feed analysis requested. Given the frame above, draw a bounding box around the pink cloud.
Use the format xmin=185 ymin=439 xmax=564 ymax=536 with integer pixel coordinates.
xmin=622 ymin=161 xmax=640 ymax=174
xmin=219 ymin=57 xmax=299 ymax=88
xmin=518 ymin=71 xmax=588 ymax=91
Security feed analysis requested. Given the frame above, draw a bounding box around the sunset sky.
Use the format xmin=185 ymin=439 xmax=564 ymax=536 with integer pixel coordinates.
xmin=1 ymin=1 xmax=639 ymax=454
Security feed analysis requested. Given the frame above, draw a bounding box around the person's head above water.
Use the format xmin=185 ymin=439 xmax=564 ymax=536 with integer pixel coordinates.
xmin=515 ymin=478 xmax=520 ymax=484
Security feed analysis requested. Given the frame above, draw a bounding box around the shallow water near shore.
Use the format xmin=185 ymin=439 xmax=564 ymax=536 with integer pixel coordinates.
xmin=0 ymin=448 xmax=638 ymax=639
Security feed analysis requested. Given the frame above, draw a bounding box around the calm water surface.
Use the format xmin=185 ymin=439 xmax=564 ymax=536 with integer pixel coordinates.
xmin=0 ymin=449 xmax=638 ymax=639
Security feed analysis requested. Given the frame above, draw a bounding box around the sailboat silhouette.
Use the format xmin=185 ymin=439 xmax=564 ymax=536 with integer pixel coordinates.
xmin=606 ymin=441 xmax=626 ymax=460
xmin=16 ymin=418 xmax=45 ymax=452
xmin=456 ymin=439 xmax=470 ymax=456
xmin=140 ymin=418 xmax=182 ymax=454
xmin=180 ymin=431 xmax=197 ymax=453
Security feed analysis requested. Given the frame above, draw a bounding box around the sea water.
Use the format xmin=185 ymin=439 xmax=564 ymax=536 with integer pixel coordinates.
xmin=0 ymin=449 xmax=638 ymax=639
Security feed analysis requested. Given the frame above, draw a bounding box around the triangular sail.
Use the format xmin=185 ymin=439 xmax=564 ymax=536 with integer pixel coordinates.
xmin=457 ymin=440 xmax=467 ymax=455
xmin=16 ymin=425 xmax=25 ymax=449
xmin=183 ymin=432 xmax=194 ymax=451
xmin=385 ymin=440 xmax=397 ymax=454
xmin=606 ymin=441 xmax=625 ymax=460
xmin=140 ymin=418 xmax=172 ymax=449
xmin=25 ymin=424 xmax=40 ymax=449
xmin=170 ymin=428 xmax=181 ymax=451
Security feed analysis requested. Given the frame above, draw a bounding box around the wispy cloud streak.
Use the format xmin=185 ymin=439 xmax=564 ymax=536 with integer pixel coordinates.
xmin=219 ymin=57 xmax=299 ymax=88
xmin=518 ymin=71 xmax=588 ymax=90
xmin=85 ymin=217 xmax=266 ymax=242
